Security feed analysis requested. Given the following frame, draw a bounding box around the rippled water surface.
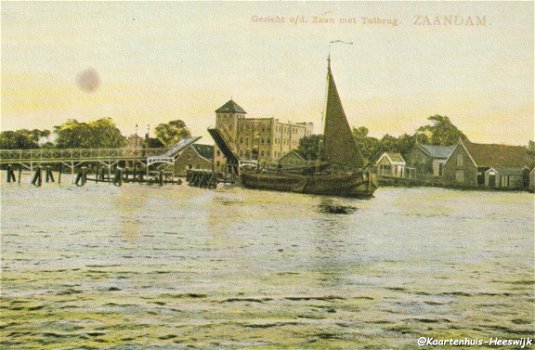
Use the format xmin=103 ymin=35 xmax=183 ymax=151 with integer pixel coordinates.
xmin=1 ymin=182 xmax=533 ymax=349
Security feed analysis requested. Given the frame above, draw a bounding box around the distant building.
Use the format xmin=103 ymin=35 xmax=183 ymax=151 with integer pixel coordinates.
xmin=442 ymin=141 xmax=532 ymax=188
xmin=213 ymin=100 xmax=313 ymax=172
xmin=376 ymin=152 xmax=407 ymax=178
xmin=278 ymin=150 xmax=306 ymax=168
xmin=174 ymin=144 xmax=213 ymax=176
xmin=406 ymin=144 xmax=455 ymax=179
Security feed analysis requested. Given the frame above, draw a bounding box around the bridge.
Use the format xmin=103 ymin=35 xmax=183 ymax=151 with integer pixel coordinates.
xmin=0 ymin=136 xmax=202 ymax=184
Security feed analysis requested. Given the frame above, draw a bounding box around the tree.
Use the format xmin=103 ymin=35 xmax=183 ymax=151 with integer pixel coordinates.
xmin=54 ymin=118 xmax=127 ymax=148
xmin=0 ymin=130 xmax=38 ymax=149
xmin=352 ymin=126 xmax=383 ymax=161
xmin=87 ymin=118 xmax=127 ymax=148
xmin=154 ymin=120 xmax=191 ymax=147
xmin=145 ymin=137 xmax=165 ymax=148
xmin=0 ymin=129 xmax=51 ymax=149
xmin=296 ymin=134 xmax=323 ymax=160
xmin=417 ymin=115 xmax=468 ymax=145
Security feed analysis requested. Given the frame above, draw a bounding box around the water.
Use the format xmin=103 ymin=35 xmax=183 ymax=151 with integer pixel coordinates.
xmin=1 ymin=181 xmax=533 ymax=349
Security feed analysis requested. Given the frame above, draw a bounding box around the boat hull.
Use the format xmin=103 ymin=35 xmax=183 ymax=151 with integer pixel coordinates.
xmin=240 ymin=170 xmax=378 ymax=198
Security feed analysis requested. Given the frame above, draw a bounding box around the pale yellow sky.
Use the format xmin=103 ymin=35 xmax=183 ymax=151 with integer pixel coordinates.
xmin=1 ymin=1 xmax=533 ymax=145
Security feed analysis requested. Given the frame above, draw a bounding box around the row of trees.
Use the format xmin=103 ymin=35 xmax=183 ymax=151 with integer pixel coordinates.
xmin=297 ymin=115 xmax=469 ymax=162
xmin=0 ymin=118 xmax=191 ymax=150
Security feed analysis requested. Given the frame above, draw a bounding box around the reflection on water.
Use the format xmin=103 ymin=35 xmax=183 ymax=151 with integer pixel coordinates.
xmin=1 ymin=182 xmax=533 ymax=349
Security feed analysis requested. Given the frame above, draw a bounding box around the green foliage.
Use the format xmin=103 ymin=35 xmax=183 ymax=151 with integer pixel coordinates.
xmin=351 ymin=115 xmax=467 ymax=162
xmin=0 ymin=129 xmax=50 ymax=149
xmin=54 ymin=118 xmax=127 ymax=148
xmin=417 ymin=115 xmax=468 ymax=145
xmin=154 ymin=120 xmax=191 ymax=147
xmin=352 ymin=127 xmax=382 ymax=161
xmin=296 ymin=134 xmax=323 ymax=160
xmin=145 ymin=137 xmax=165 ymax=148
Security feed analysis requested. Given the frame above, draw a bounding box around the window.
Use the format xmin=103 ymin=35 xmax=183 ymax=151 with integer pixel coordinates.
xmin=455 ymin=170 xmax=465 ymax=183
xmin=188 ymin=164 xmax=193 ymax=169
xmin=457 ymin=155 xmax=464 ymax=167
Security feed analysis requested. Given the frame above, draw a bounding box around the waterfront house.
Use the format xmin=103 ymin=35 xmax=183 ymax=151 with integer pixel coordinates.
xmin=406 ymin=143 xmax=455 ymax=179
xmin=278 ymin=150 xmax=307 ymax=168
xmin=174 ymin=144 xmax=214 ymax=176
xmin=442 ymin=141 xmax=532 ymax=189
xmin=376 ymin=152 xmax=407 ymax=178
xmin=484 ymin=167 xmax=530 ymax=190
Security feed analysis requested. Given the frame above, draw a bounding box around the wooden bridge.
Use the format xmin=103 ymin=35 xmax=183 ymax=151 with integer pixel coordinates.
xmin=0 ymin=136 xmax=202 ymax=185
xmin=0 ymin=148 xmax=163 ymax=165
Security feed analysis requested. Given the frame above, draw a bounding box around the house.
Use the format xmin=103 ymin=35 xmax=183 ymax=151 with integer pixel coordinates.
xmin=406 ymin=144 xmax=455 ymax=179
xmin=174 ymin=144 xmax=214 ymax=176
xmin=484 ymin=167 xmax=530 ymax=190
xmin=442 ymin=141 xmax=532 ymax=189
xmin=278 ymin=150 xmax=307 ymax=168
xmin=375 ymin=152 xmax=407 ymax=178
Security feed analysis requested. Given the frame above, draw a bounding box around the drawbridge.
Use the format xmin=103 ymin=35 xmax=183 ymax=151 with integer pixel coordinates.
xmin=208 ymin=128 xmax=240 ymax=175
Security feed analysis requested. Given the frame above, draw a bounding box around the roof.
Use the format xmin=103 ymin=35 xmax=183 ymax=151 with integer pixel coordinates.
xmin=486 ymin=167 xmax=528 ymax=176
xmin=191 ymin=144 xmax=214 ymax=160
xmin=215 ymin=100 xmax=246 ymax=114
xmin=279 ymin=150 xmax=304 ymax=161
xmin=418 ymin=144 xmax=456 ymax=159
xmin=386 ymin=152 xmax=405 ymax=163
xmin=463 ymin=142 xmax=531 ymax=168
xmin=376 ymin=152 xmax=406 ymax=165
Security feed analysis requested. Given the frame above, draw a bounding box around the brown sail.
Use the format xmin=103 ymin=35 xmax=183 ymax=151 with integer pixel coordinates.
xmin=232 ymin=58 xmax=378 ymax=197
xmin=323 ymin=59 xmax=365 ymax=168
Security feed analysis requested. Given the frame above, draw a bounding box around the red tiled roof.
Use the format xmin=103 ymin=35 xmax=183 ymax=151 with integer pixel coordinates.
xmin=463 ymin=142 xmax=531 ymax=168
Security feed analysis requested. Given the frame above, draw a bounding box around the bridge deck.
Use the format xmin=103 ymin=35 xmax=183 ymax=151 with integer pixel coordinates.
xmin=0 ymin=148 xmax=168 ymax=165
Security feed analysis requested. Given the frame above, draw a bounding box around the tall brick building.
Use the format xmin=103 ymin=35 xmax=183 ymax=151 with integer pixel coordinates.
xmin=213 ymin=100 xmax=313 ymax=171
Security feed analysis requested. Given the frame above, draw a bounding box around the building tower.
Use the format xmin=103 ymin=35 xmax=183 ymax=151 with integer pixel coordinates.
xmin=214 ymin=100 xmax=246 ymax=172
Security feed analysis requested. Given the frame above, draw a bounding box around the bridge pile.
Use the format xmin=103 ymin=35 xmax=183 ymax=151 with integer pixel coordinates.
xmin=186 ymin=170 xmax=219 ymax=189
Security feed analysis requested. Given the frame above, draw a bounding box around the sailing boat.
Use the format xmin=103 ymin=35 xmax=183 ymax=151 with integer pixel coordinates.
xmin=240 ymin=58 xmax=379 ymax=197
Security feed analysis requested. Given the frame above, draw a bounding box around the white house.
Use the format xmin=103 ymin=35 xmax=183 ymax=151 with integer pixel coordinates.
xmin=376 ymin=152 xmax=406 ymax=178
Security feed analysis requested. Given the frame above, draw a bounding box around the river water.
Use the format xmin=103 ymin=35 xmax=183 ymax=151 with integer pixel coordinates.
xmin=1 ymin=181 xmax=533 ymax=349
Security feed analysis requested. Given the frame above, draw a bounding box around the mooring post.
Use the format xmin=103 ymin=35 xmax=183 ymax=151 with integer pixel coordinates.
xmin=6 ymin=165 xmax=15 ymax=183
xmin=71 ymin=161 xmax=75 ymax=184
xmin=45 ymin=166 xmax=55 ymax=183
xmin=58 ymin=164 xmax=63 ymax=184
xmin=31 ymin=166 xmax=42 ymax=187
xmin=113 ymin=167 xmax=123 ymax=187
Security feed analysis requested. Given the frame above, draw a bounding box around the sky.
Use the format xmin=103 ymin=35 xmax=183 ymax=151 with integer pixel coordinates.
xmin=1 ymin=1 xmax=533 ymax=146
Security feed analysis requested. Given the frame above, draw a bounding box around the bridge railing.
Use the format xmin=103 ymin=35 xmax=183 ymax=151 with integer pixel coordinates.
xmin=0 ymin=147 xmax=169 ymax=162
